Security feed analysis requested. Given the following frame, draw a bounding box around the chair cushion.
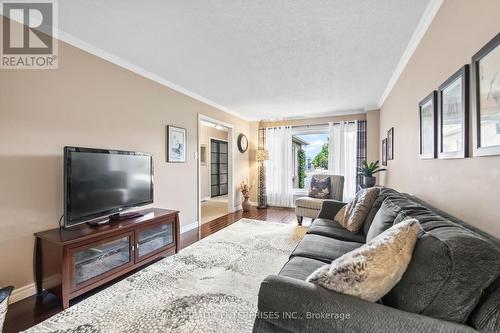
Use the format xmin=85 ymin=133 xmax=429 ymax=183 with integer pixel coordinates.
xmin=290 ymin=234 xmax=361 ymax=263
xmin=335 ymin=187 xmax=380 ymax=233
xmin=366 ymin=199 xmax=403 ymax=242
xmin=279 ymin=256 xmax=327 ymax=280
xmin=309 ymin=176 xmax=331 ymax=199
xmin=308 ymin=218 xmax=366 ymax=243
xmin=296 ymin=197 xmax=333 ymax=210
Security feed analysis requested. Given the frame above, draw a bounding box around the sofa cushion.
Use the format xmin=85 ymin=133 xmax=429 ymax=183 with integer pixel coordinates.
xmin=383 ymin=215 xmax=500 ymax=324
xmin=308 ymin=218 xmax=366 ymax=243
xmin=279 ymin=256 xmax=327 ymax=281
xmin=366 ymin=199 xmax=403 ymax=242
xmin=469 ymin=277 xmax=500 ymax=333
xmin=362 ymin=187 xmax=399 ymax=235
xmin=307 ymin=219 xmax=422 ymax=302
xmin=296 ymin=197 xmax=334 ymax=210
xmin=309 ymin=176 xmax=331 ymax=199
xmin=335 ymin=187 xmax=379 ymax=233
xmin=290 ymin=234 xmax=361 ymax=263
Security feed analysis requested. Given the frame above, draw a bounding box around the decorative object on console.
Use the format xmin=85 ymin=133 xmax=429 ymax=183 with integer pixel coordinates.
xmin=166 ymin=125 xmax=187 ymax=162
xmin=387 ymin=127 xmax=394 ymax=160
xmin=240 ymin=180 xmax=251 ymax=212
xmin=0 ymin=286 xmax=14 ymax=332
xmin=256 ymin=149 xmax=269 ymax=209
xmin=335 ymin=187 xmax=379 ymax=233
xmin=381 ymin=138 xmax=387 ymax=166
xmin=306 ymin=219 xmax=421 ymax=302
xmin=419 ymin=91 xmax=438 ymax=159
xmin=472 ymin=33 xmax=500 ymax=157
xmin=237 ymin=133 xmax=248 ymax=153
xmin=308 ymin=176 xmax=331 ymax=199
xmin=358 ymin=160 xmax=386 ymax=188
xmin=438 ymin=65 xmax=470 ymax=159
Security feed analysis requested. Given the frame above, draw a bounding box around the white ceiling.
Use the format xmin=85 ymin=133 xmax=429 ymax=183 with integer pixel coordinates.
xmin=58 ymin=0 xmax=433 ymax=121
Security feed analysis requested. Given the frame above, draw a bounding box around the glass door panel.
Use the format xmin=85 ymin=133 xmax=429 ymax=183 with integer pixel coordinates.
xmin=136 ymin=222 xmax=174 ymax=261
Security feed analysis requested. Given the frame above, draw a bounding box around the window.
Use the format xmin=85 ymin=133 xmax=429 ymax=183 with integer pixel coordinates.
xmin=291 ymin=126 xmax=330 ymax=190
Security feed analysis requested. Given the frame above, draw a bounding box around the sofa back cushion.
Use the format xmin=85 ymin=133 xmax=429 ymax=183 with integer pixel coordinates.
xmin=362 ymin=187 xmax=398 ymax=235
xmin=366 ymin=199 xmax=403 ymax=242
xmin=381 ymin=193 xmax=500 ymax=324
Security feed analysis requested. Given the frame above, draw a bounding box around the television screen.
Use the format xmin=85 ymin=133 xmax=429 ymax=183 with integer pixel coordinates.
xmin=64 ymin=147 xmax=153 ymax=227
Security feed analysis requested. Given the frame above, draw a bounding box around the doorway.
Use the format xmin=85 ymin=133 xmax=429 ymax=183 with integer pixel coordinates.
xmin=198 ymin=115 xmax=234 ymax=228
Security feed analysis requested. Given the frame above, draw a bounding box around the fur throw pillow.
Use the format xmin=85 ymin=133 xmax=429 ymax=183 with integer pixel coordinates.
xmin=306 ymin=219 xmax=422 ymax=302
xmin=335 ymin=187 xmax=379 ymax=233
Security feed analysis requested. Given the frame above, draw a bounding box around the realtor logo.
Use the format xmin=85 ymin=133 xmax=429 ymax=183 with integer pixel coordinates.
xmin=1 ymin=0 xmax=58 ymax=69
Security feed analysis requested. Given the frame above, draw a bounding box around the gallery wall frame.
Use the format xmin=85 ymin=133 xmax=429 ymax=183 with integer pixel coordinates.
xmin=166 ymin=125 xmax=187 ymax=163
xmin=419 ymin=91 xmax=438 ymax=159
xmin=471 ymin=33 xmax=500 ymax=157
xmin=387 ymin=127 xmax=394 ymax=160
xmin=437 ymin=65 xmax=469 ymax=159
xmin=382 ymin=138 xmax=387 ymax=166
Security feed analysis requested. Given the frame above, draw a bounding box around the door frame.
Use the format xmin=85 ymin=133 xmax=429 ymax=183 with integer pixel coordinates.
xmin=197 ymin=114 xmax=235 ymax=235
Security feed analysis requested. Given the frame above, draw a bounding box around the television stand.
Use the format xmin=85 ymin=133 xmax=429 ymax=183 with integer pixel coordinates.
xmin=35 ymin=208 xmax=180 ymax=309
xmin=109 ymin=211 xmax=144 ymax=221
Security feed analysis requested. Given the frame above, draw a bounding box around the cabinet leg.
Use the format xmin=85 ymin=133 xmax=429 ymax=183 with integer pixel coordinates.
xmin=35 ymin=237 xmax=43 ymax=295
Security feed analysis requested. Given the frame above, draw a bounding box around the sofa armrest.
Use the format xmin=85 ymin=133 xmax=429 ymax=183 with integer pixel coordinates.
xmin=317 ymin=201 xmax=346 ymax=220
xmin=253 ymin=275 xmax=477 ymax=333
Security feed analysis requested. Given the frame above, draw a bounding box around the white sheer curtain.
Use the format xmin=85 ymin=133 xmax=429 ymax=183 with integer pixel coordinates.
xmin=265 ymin=126 xmax=294 ymax=207
xmin=328 ymin=121 xmax=358 ymax=202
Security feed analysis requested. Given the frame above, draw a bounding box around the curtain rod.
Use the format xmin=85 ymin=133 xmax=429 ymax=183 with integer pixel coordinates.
xmin=259 ymin=120 xmax=363 ymax=131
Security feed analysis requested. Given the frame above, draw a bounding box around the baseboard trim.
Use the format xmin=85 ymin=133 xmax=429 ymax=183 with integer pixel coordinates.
xmin=9 ymin=283 xmax=37 ymax=304
xmin=180 ymin=221 xmax=199 ymax=234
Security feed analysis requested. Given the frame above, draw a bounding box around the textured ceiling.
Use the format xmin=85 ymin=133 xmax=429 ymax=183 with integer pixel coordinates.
xmin=59 ymin=0 xmax=431 ymax=121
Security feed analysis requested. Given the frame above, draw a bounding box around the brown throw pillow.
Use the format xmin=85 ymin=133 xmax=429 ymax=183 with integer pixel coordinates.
xmin=335 ymin=187 xmax=379 ymax=233
xmin=309 ymin=176 xmax=331 ymax=199
xmin=307 ymin=219 xmax=422 ymax=302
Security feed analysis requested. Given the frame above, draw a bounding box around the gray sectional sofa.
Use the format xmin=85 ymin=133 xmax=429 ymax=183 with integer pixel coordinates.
xmin=253 ymin=187 xmax=500 ymax=333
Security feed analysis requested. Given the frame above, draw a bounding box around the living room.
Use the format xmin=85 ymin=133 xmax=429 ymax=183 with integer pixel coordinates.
xmin=1 ymin=1 xmax=499 ymax=332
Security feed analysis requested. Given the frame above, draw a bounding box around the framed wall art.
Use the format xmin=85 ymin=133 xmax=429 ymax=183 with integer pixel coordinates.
xmin=166 ymin=125 xmax=187 ymax=162
xmin=437 ymin=65 xmax=469 ymax=159
xmin=472 ymin=33 xmax=500 ymax=156
xmin=382 ymin=138 xmax=387 ymax=166
xmin=387 ymin=127 xmax=394 ymax=160
xmin=419 ymin=91 xmax=438 ymax=159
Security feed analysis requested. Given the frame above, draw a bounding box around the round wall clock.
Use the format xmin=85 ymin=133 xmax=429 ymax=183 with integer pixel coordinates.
xmin=237 ymin=134 xmax=248 ymax=153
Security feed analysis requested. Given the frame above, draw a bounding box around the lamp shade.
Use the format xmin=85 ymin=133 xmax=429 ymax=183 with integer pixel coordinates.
xmin=256 ymin=149 xmax=269 ymax=161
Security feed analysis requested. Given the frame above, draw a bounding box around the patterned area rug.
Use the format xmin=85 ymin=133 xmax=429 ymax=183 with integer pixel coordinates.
xmin=26 ymin=219 xmax=306 ymax=333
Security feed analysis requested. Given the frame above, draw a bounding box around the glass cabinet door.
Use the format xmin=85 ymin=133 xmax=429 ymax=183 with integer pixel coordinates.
xmin=136 ymin=222 xmax=174 ymax=260
xmin=70 ymin=232 xmax=133 ymax=289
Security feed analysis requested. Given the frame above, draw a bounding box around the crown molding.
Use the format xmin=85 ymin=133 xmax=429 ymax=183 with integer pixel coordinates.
xmin=56 ymin=30 xmax=252 ymax=122
xmin=377 ymin=0 xmax=443 ymax=108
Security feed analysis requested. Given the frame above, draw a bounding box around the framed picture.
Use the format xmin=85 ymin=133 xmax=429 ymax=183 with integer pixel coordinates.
xmin=419 ymin=91 xmax=438 ymax=159
xmin=387 ymin=127 xmax=394 ymax=160
xmin=166 ymin=125 xmax=187 ymax=162
xmin=437 ymin=65 xmax=469 ymax=159
xmin=382 ymin=138 xmax=387 ymax=166
xmin=472 ymin=33 xmax=500 ymax=157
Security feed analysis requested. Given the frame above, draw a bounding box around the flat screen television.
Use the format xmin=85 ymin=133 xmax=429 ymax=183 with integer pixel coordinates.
xmin=64 ymin=147 xmax=154 ymax=228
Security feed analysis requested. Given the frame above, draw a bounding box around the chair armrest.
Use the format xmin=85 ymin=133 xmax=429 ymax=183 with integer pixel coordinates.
xmin=253 ymin=275 xmax=477 ymax=333
xmin=317 ymin=201 xmax=346 ymax=220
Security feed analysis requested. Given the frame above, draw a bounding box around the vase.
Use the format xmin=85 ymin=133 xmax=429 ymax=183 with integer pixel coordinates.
xmin=363 ymin=176 xmax=376 ymax=188
xmin=242 ymin=196 xmax=251 ymax=212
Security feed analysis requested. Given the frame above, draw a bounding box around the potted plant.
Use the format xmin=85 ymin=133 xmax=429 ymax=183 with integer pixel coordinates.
xmin=240 ymin=180 xmax=252 ymax=212
xmin=359 ymin=160 xmax=386 ymax=188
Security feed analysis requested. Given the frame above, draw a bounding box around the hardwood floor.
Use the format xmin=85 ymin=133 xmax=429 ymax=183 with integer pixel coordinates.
xmin=4 ymin=207 xmax=301 ymax=333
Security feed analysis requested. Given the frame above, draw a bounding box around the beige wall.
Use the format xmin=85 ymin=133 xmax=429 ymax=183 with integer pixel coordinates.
xmin=0 ymin=29 xmax=251 ymax=295
xmin=379 ymin=0 xmax=500 ymax=236
xmin=200 ymin=125 xmax=228 ymax=199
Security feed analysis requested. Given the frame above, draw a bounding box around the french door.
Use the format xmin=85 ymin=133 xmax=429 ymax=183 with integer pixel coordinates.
xmin=210 ymin=139 xmax=228 ymax=197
